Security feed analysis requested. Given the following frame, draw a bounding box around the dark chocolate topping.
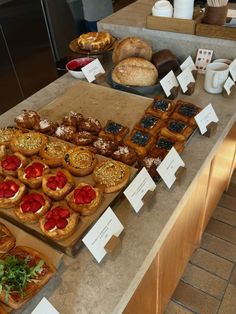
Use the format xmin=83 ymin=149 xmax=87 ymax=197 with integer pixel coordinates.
xmin=179 ymin=104 xmax=197 ymax=117
xmin=156 ymin=138 xmax=173 ymax=150
xmin=168 ymin=121 xmax=186 ymax=133
xmin=105 ymin=121 xmax=122 ymax=134
xmin=140 ymin=116 xmax=157 ymax=129
xmin=131 ymin=130 xmax=149 ymax=146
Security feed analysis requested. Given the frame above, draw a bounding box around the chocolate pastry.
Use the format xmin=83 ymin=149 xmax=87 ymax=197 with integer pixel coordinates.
xmin=149 ymin=136 xmax=184 ymax=158
xmin=125 ymin=129 xmax=155 ymax=157
xmin=15 ymin=109 xmax=40 ymax=129
xmin=135 ymin=114 xmax=164 ymax=136
xmin=99 ymin=120 xmax=129 ymax=142
xmin=71 ymin=131 xmax=96 ymax=146
xmin=62 ymin=111 xmax=84 ymax=129
xmin=112 ymin=145 xmax=137 ymax=165
xmin=171 ymin=101 xmax=201 ymax=126
xmin=80 ymin=117 xmax=102 ymax=134
xmin=34 ymin=119 xmax=58 ymax=135
xmin=160 ymin=119 xmax=194 ymax=142
xmin=146 ymin=97 xmax=176 ymax=120
xmin=92 ymin=137 xmax=117 ymax=157
xmin=54 ymin=124 xmax=77 ymax=141
xmin=137 ymin=155 xmax=162 ymax=180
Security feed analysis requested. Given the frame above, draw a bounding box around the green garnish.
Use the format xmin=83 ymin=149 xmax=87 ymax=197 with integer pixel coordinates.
xmin=0 ymin=255 xmax=45 ymax=303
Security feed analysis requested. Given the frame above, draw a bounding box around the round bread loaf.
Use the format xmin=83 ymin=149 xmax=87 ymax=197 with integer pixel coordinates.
xmin=112 ymin=37 xmax=152 ymax=65
xmin=112 ymin=57 xmax=158 ymax=86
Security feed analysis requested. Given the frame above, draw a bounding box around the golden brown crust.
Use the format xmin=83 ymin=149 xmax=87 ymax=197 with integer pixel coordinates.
xmin=78 ymin=32 xmax=113 ymax=52
xmin=33 ymin=119 xmax=58 ymax=135
xmin=80 ymin=117 xmax=102 ymax=134
xmin=135 ymin=114 xmax=165 ymax=136
xmin=0 ymin=246 xmax=55 ymax=309
xmin=63 ymin=147 xmax=97 ymax=176
xmin=66 ymin=183 xmax=103 ymax=215
xmin=146 ymin=97 xmax=176 ymax=120
xmin=71 ymin=131 xmax=96 ymax=146
xmin=54 ymin=124 xmax=77 ymax=141
xmin=149 ymin=136 xmax=184 ymax=159
xmin=0 ymin=152 xmax=27 ymax=177
xmin=112 ymin=145 xmax=137 ymax=165
xmin=93 ymin=160 xmax=130 ymax=193
xmin=0 ymin=128 xmax=22 ymax=147
xmin=99 ymin=120 xmax=129 ymax=142
xmin=62 ymin=111 xmax=84 ymax=129
xmin=0 ymin=176 xmax=26 ymax=209
xmin=14 ymin=110 xmax=40 ymax=129
xmin=92 ymin=137 xmax=117 ymax=157
xmin=39 ymin=140 xmax=69 ymax=167
xmin=160 ymin=119 xmax=195 ymax=142
xmin=15 ymin=191 xmax=51 ymax=223
xmin=171 ymin=101 xmax=202 ymax=126
xmin=0 ymin=222 xmax=16 ymax=257
xmin=42 ymin=169 xmax=75 ymax=201
xmin=124 ymin=128 xmax=155 ymax=157
xmin=10 ymin=132 xmax=48 ymax=156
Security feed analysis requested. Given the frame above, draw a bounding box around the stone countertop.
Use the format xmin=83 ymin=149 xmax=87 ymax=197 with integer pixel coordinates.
xmin=1 ymin=73 xmax=236 ymax=314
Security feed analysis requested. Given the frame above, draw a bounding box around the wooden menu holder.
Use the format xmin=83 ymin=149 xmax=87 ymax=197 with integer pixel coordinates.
xmin=104 ymin=235 xmax=121 ymax=254
xmin=203 ymin=122 xmax=218 ymax=138
xmin=183 ymin=82 xmax=195 ymax=96
xmin=175 ymin=166 xmax=187 ymax=185
xmin=167 ymin=86 xmax=179 ymax=100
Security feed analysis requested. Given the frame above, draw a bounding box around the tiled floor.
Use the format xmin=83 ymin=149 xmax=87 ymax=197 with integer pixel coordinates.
xmin=165 ymin=171 xmax=236 ymax=314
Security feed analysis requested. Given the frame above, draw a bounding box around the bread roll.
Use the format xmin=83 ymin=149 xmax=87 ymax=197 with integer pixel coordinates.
xmin=112 ymin=57 xmax=158 ymax=86
xmin=112 ymin=37 xmax=152 ymax=65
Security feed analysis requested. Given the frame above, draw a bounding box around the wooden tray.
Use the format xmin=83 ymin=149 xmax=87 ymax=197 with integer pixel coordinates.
xmin=146 ymin=11 xmax=203 ymax=34
xmin=0 ymin=146 xmax=137 ymax=257
xmin=196 ymin=23 xmax=236 ymax=41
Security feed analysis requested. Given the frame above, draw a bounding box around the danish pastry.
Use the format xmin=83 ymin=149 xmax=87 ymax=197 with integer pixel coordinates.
xmin=99 ymin=120 xmax=129 ymax=142
xmin=171 ymin=101 xmax=201 ymax=126
xmin=0 ymin=222 xmax=16 ymax=257
xmin=14 ymin=109 xmax=40 ymax=129
xmin=92 ymin=137 xmax=117 ymax=157
xmin=15 ymin=191 xmax=51 ymax=223
xmin=71 ymin=131 xmax=96 ymax=146
xmin=77 ymin=31 xmax=113 ymax=52
xmin=145 ymin=97 xmax=176 ymax=120
xmin=160 ymin=119 xmax=195 ymax=142
xmin=0 ymin=127 xmax=22 ymax=147
xmin=137 ymin=155 xmax=162 ymax=180
xmin=34 ymin=119 xmax=58 ymax=135
xmin=42 ymin=169 xmax=75 ymax=200
xmin=66 ymin=183 xmax=103 ymax=216
xmin=125 ymin=129 xmax=155 ymax=157
xmin=62 ymin=111 xmax=84 ymax=129
xmin=93 ymin=160 xmax=130 ymax=193
xmin=149 ymin=136 xmax=184 ymax=159
xmin=10 ymin=132 xmax=47 ymax=156
xmin=112 ymin=145 xmax=137 ymax=165
xmin=0 ymin=176 xmax=26 ymax=208
xmin=54 ymin=124 xmax=77 ymax=141
xmin=63 ymin=147 xmax=97 ymax=176
xmin=0 ymin=152 xmax=27 ymax=177
xmin=39 ymin=140 xmax=69 ymax=167
xmin=135 ymin=114 xmax=165 ymax=136
xmin=80 ymin=117 xmax=102 ymax=134
xmin=17 ymin=161 xmax=49 ymax=189
xmin=39 ymin=204 xmax=79 ymax=241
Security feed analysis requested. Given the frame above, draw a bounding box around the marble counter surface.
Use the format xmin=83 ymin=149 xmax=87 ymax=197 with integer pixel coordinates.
xmin=1 ymin=71 xmax=235 ymax=314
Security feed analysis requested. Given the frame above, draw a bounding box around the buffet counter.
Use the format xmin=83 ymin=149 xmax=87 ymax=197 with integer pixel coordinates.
xmin=1 ymin=68 xmax=235 ymax=313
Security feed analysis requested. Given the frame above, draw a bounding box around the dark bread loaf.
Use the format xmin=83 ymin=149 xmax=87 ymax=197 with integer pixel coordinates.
xmin=151 ymin=49 xmax=179 ymax=78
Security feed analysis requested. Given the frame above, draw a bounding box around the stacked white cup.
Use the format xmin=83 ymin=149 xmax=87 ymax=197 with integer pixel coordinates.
xmin=152 ymin=0 xmax=173 ymax=18
xmin=174 ymin=0 xmax=194 ymax=19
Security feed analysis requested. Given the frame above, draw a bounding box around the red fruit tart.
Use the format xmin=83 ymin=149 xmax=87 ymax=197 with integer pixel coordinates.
xmin=39 ymin=204 xmax=79 ymax=240
xmin=10 ymin=132 xmax=47 ymax=156
xmin=0 ymin=127 xmax=22 ymax=147
xmin=0 ymin=152 xmax=27 ymax=177
xmin=15 ymin=191 xmax=51 ymax=223
xmin=63 ymin=147 xmax=97 ymax=176
xmin=39 ymin=140 xmax=69 ymax=167
xmin=42 ymin=169 xmax=75 ymax=200
xmin=0 ymin=176 xmax=26 ymax=208
xmin=17 ymin=161 xmax=49 ymax=189
xmin=66 ymin=183 xmax=103 ymax=215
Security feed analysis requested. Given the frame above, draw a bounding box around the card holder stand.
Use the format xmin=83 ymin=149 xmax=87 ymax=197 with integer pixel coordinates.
xmin=104 ymin=235 xmax=121 ymax=255
xmin=192 ymin=69 xmax=198 ymax=80
xmin=142 ymin=189 xmax=155 ymax=204
xmin=182 ymin=82 xmax=195 ymax=96
xmin=167 ymin=86 xmax=180 ymax=100
xmin=175 ymin=166 xmax=187 ymax=185
xmin=222 ymin=84 xmax=236 ymax=98
xmin=203 ymin=121 xmax=218 ymax=138
xmin=94 ymin=73 xmax=105 ymax=85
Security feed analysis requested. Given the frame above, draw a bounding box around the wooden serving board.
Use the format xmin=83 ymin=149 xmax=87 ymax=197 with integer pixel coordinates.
xmin=196 ymin=23 xmax=236 ymax=41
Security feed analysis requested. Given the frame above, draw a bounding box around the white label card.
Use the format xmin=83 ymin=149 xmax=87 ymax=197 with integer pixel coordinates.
xmin=82 ymin=58 xmax=105 ymax=83
xmin=229 ymin=58 xmax=236 ymax=82
xmin=180 ymin=56 xmax=197 ymax=72
xmin=124 ymin=167 xmax=156 ymax=213
xmin=177 ymin=68 xmax=195 ymax=93
xmin=31 ymin=298 xmax=59 ymax=314
xmin=160 ymin=70 xmax=179 ymax=97
xmin=195 ymin=48 xmax=213 ymax=74
xmin=224 ymin=77 xmax=235 ymax=95
xmin=156 ymin=147 xmax=185 ymax=189
xmin=82 ymin=207 xmax=124 ymax=263
xmin=194 ymin=103 xmax=219 ymax=135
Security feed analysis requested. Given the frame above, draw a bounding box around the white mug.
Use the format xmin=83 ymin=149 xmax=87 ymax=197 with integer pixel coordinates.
xmin=213 ymin=59 xmax=232 ymax=65
xmin=174 ymin=0 xmax=194 ymax=19
xmin=204 ymin=62 xmax=229 ymax=94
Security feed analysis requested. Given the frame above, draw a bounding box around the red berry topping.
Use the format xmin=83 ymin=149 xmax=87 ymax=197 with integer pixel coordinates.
xmin=46 ymin=171 xmax=67 ymax=191
xmin=44 ymin=206 xmax=70 ymax=230
xmin=1 ymin=155 xmax=21 ymax=171
xmin=0 ymin=180 xmax=19 ymax=198
xmin=73 ymin=185 xmax=96 ymax=205
xmin=56 ymin=218 xmax=68 ymax=229
xmin=25 ymin=162 xmax=44 ymax=179
xmin=21 ymin=193 xmax=46 ymax=213
xmin=44 ymin=218 xmax=56 ymax=231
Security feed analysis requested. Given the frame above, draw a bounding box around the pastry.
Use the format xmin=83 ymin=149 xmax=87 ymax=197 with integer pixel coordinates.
xmin=99 ymin=120 xmax=129 ymax=142
xmin=137 ymin=155 xmax=162 ymax=180
xmin=112 ymin=145 xmax=137 ymax=165
xmin=34 ymin=119 xmax=58 ymax=135
xmin=10 ymin=132 xmax=47 ymax=156
xmin=112 ymin=37 xmax=152 ymax=65
xmin=54 ymin=124 xmax=77 ymax=141
xmin=151 ymin=49 xmax=179 ymax=78
xmin=160 ymin=119 xmax=195 ymax=142
xmin=135 ymin=114 xmax=165 ymax=136
xmin=63 ymin=147 xmax=97 ymax=176
xmin=18 ymin=161 xmax=49 ymax=189
xmin=149 ymin=136 xmax=184 ymax=159
xmin=125 ymin=129 xmax=155 ymax=157
xmin=39 ymin=204 xmax=79 ymax=241
xmin=14 ymin=109 xmax=40 ymax=130
xmin=112 ymin=57 xmax=158 ymax=86
xmin=71 ymin=131 xmax=96 ymax=146
xmin=15 ymin=191 xmax=51 ymax=223
xmin=171 ymin=101 xmax=201 ymax=126
xmin=77 ymin=31 xmax=113 ymax=52
xmin=39 ymin=140 xmax=69 ymax=167
xmin=146 ymin=97 xmax=176 ymax=120
xmin=0 ymin=152 xmax=27 ymax=177
xmin=66 ymin=183 xmax=103 ymax=215
xmin=0 ymin=176 xmax=26 ymax=208
xmin=42 ymin=169 xmax=75 ymax=200
xmin=0 ymin=222 xmax=16 ymax=257
xmin=93 ymin=160 xmax=130 ymax=193
xmin=0 ymin=127 xmax=22 ymax=147
xmin=92 ymin=137 xmax=117 ymax=157
xmin=0 ymin=246 xmax=55 ymax=309
xmin=62 ymin=111 xmax=84 ymax=129
xmin=80 ymin=117 xmax=102 ymax=134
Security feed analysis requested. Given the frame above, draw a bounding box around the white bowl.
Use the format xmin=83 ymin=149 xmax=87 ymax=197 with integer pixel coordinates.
xmin=66 ymin=57 xmax=95 ymax=79
xmin=152 ymin=6 xmax=173 ymax=17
